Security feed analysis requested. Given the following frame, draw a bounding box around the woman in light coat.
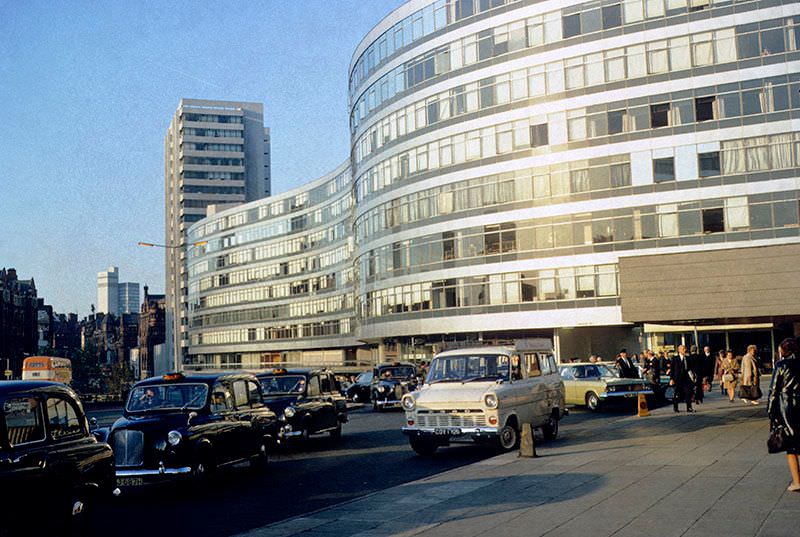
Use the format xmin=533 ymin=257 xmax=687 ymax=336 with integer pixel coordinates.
xmin=721 ymin=351 xmax=740 ymax=403
xmin=740 ymin=345 xmax=761 ymax=405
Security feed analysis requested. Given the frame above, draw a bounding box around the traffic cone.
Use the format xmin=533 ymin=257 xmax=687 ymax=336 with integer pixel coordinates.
xmin=637 ymin=393 xmax=650 ymax=417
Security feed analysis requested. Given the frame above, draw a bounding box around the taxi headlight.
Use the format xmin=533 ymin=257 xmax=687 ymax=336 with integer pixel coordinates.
xmin=402 ymin=395 xmax=415 ymax=411
xmin=284 ymin=406 xmax=296 ymax=419
xmin=484 ymin=394 xmax=498 ymax=409
xmin=167 ymin=430 xmax=181 ymax=446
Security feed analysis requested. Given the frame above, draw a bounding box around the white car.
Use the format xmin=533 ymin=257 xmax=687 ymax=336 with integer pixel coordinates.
xmin=401 ymin=344 xmax=566 ymax=455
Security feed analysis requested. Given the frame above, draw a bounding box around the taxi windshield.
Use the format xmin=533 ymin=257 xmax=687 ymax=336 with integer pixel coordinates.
xmin=427 ymin=354 xmax=510 ymax=383
xmin=378 ymin=366 xmax=415 ymax=380
xmin=260 ymin=375 xmax=306 ymax=395
xmin=126 ymin=384 xmax=208 ymax=412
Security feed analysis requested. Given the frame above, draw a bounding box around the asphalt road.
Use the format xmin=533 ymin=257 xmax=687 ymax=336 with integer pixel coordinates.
xmin=86 ymin=405 xmax=506 ymax=537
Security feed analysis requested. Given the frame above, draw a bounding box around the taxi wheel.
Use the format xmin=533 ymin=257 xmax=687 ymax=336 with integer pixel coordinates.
xmin=498 ymin=423 xmax=520 ymax=451
xmin=66 ymin=488 xmax=94 ymax=536
xmin=250 ymin=441 xmax=269 ymax=472
xmin=329 ymin=421 xmax=342 ymax=440
xmin=586 ymin=392 xmax=601 ymax=412
xmin=192 ymin=449 xmax=216 ymax=483
xmin=410 ymin=436 xmax=438 ymax=456
xmin=542 ymin=413 xmax=559 ymax=441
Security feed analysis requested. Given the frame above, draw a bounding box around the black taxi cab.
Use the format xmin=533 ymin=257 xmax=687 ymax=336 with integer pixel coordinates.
xmin=0 ymin=381 xmax=114 ymax=535
xmin=371 ymin=362 xmax=419 ymax=411
xmin=256 ymin=368 xmax=347 ymax=443
xmin=99 ymin=372 xmax=277 ymax=487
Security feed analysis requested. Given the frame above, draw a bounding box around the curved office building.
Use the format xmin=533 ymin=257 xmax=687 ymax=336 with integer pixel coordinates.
xmin=186 ymin=163 xmax=359 ymax=369
xmin=188 ymin=0 xmax=800 ymax=368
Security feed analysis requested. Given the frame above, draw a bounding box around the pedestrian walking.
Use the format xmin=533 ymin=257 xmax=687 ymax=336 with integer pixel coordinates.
xmin=721 ymin=351 xmax=740 ymax=403
xmin=701 ymin=346 xmax=715 ymax=393
xmin=615 ymin=349 xmax=638 ymax=379
xmin=766 ymin=338 xmax=800 ymax=492
xmin=690 ymin=345 xmax=704 ymax=404
xmin=670 ymin=344 xmax=695 ymax=413
xmin=740 ymin=345 xmax=762 ymax=405
xmin=715 ymin=349 xmax=726 ymax=395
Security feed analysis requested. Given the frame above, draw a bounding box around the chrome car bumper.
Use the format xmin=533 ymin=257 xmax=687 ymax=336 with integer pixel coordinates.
xmin=402 ymin=425 xmax=499 ymax=443
xmin=600 ymin=389 xmax=654 ymax=399
xmin=115 ymin=465 xmax=192 ymax=485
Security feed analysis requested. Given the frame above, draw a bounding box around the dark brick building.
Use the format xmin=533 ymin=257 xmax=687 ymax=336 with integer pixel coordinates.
xmin=1 ymin=268 xmax=39 ymax=378
xmin=138 ymin=286 xmax=166 ymax=379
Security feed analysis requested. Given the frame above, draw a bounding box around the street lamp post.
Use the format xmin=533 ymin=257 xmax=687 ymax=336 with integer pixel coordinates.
xmin=136 ymin=240 xmax=207 ymax=376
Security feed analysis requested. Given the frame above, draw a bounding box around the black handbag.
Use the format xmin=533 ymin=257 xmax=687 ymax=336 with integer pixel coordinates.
xmin=739 ymin=385 xmax=762 ymax=400
xmin=768 ymin=425 xmax=789 ymax=454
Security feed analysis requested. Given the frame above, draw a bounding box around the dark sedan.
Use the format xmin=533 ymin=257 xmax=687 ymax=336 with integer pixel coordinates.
xmin=257 ymin=368 xmax=347 ymax=444
xmin=345 ymin=371 xmax=373 ymax=403
xmin=0 ymin=381 xmax=115 ymax=536
xmin=99 ymin=372 xmax=276 ymax=487
xmin=371 ymin=363 xmax=418 ymax=411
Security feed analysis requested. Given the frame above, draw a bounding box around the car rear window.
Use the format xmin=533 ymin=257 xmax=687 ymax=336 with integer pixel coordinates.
xmin=3 ymin=397 xmax=46 ymax=446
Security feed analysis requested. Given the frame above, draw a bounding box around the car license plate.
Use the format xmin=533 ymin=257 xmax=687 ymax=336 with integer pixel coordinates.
xmin=433 ymin=427 xmax=461 ymax=436
xmin=117 ymin=477 xmax=144 ymax=487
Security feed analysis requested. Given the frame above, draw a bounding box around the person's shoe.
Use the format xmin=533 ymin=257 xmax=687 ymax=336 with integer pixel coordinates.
xmin=729 ymin=399 xmax=734 ymax=403
xmin=687 ymin=408 xmax=696 ymax=413
xmin=787 ymin=482 xmax=800 ymax=492
xmin=673 ymin=408 xmax=680 ymax=413
xmin=750 ymin=400 xmax=760 ymax=405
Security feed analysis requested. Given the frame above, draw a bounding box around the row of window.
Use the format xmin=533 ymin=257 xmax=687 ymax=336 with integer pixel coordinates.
xmin=184 ymin=143 xmax=243 ymax=152
xmin=197 ymin=279 xmax=352 ymax=311
xmin=354 ymin=156 xmax=630 ymax=242
xmin=357 ymin=264 xmax=620 ymax=320
xmin=182 ymin=113 xmax=243 ymax=124
xmin=183 ymin=157 xmax=243 ymax=167
xmin=355 ymin=16 xmax=799 ymax=167
xmin=192 ymin=318 xmax=351 ymax=346
xmin=356 ymin=195 xmax=799 ymax=283
xmin=568 ymin=77 xmax=800 ymax=141
xmin=191 ymin=243 xmax=352 ymax=288
xmin=182 ymin=127 xmax=243 ymax=138
xmin=350 ymin=0 xmax=518 ymax=95
xmin=354 ymin=76 xmax=800 ymax=203
xmin=182 ymin=185 xmax=245 ymax=195
xmin=189 ymin=169 xmax=351 ymax=240
xmin=192 ymin=288 xmax=353 ymax=329
xmin=183 ymin=171 xmax=244 ymax=181
xmin=349 ymin=0 xmax=769 ymax=131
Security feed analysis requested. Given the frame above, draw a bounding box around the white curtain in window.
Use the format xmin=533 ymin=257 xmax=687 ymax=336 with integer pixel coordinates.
xmin=496 ymin=127 xmax=513 ymax=154
xmin=533 ymin=174 xmax=551 ymax=198
xmin=597 ymin=266 xmax=618 ymax=296
xmin=658 ymin=204 xmax=679 ymax=237
xmin=570 ymin=169 xmax=590 ymax=192
xmin=746 ymin=137 xmax=770 ymax=171
xmin=646 ymin=0 xmax=665 ymax=18
xmin=721 ymin=140 xmax=745 ymax=174
xmin=670 ymin=37 xmax=691 ymax=70
xmin=568 ymin=115 xmax=587 ymax=141
xmin=528 ymin=68 xmax=546 ymax=96
xmin=770 ymin=133 xmax=794 ymax=169
xmin=511 ymin=71 xmax=527 ymax=100
xmin=715 ymin=29 xmax=737 ymax=62
xmin=623 ymin=0 xmax=644 ymax=22
xmin=546 ymin=62 xmax=564 ymax=93
xmin=565 ymin=59 xmax=584 ymax=89
xmin=692 ymin=35 xmax=714 ymax=66
xmin=602 ymin=51 xmax=623 ymax=82
xmin=513 ymin=120 xmax=531 ymax=148
xmin=725 ymin=197 xmax=749 ymax=231
xmin=647 ymin=46 xmax=669 ymax=73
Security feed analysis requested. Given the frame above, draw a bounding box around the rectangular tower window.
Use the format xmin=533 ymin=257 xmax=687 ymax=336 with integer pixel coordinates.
xmin=650 ymin=103 xmax=670 ymax=128
xmin=602 ymin=5 xmax=622 ymax=28
xmin=702 ymin=208 xmax=724 ymax=233
xmin=695 ymin=96 xmax=716 ymax=121
xmin=653 ymin=157 xmax=675 ymax=182
xmin=530 ymin=123 xmax=549 ymax=147
xmin=562 ymin=14 xmax=581 ymax=38
xmin=607 ymin=110 xmax=626 ymax=134
xmin=698 ymin=151 xmax=720 ymax=177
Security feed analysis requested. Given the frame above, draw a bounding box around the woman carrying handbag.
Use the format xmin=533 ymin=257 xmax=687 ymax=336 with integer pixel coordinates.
xmin=721 ymin=351 xmax=739 ymax=403
xmin=767 ymin=338 xmax=800 ymax=492
xmin=740 ymin=345 xmax=762 ymax=405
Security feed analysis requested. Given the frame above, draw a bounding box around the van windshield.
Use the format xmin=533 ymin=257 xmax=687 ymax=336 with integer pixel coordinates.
xmin=427 ymin=354 xmax=510 ymax=383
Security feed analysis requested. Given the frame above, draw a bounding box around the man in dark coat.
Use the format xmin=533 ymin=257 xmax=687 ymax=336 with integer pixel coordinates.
xmin=671 ymin=344 xmax=695 ymax=413
xmin=615 ymin=349 xmax=638 ymax=379
xmin=690 ymin=345 xmax=704 ymax=404
xmin=701 ymin=346 xmax=715 ymax=391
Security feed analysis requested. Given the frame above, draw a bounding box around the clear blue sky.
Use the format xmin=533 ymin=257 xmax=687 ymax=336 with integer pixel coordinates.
xmin=0 ymin=0 xmax=404 ymax=316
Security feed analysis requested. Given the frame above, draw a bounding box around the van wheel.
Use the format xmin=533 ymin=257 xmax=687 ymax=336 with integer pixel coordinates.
xmin=410 ymin=436 xmax=437 ymax=456
xmin=586 ymin=392 xmax=601 ymax=412
xmin=498 ymin=422 xmax=519 ymax=451
xmin=542 ymin=412 xmax=559 ymax=441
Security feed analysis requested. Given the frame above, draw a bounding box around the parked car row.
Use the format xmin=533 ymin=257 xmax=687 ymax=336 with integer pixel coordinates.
xmin=344 ymin=362 xmax=421 ymax=410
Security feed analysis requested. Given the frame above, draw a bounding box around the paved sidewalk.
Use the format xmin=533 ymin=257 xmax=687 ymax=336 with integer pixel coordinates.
xmin=238 ymin=382 xmax=798 ymax=537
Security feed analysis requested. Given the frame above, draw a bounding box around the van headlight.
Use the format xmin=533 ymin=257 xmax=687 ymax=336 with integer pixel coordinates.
xmin=167 ymin=430 xmax=181 ymax=446
xmin=402 ymin=395 xmax=415 ymax=411
xmin=284 ymin=406 xmax=296 ymax=418
xmin=484 ymin=394 xmax=498 ymax=409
